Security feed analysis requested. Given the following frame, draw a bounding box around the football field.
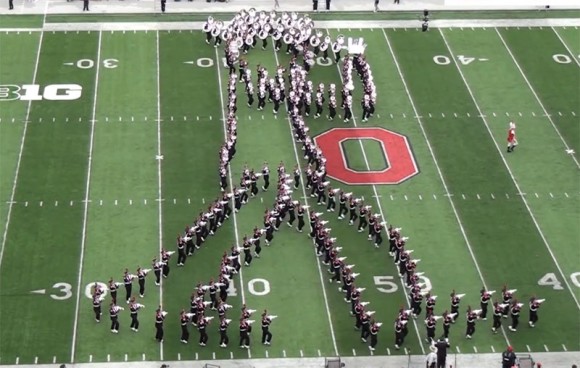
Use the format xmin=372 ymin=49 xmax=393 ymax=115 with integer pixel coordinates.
xmin=0 ymin=13 xmax=579 ymax=366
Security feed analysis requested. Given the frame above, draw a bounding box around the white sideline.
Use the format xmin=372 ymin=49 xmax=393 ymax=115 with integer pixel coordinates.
xmin=0 ymin=18 xmax=578 ymax=32
xmin=2 ymin=352 xmax=580 ymax=368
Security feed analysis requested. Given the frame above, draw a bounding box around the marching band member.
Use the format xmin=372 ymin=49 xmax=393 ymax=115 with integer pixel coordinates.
xmin=176 ymin=234 xmax=186 ymax=266
xmin=314 ymin=88 xmax=325 ymax=118
xmin=361 ymin=94 xmax=372 ymax=122
xmin=450 ymin=290 xmax=462 ymax=322
xmin=509 ymin=299 xmax=522 ymax=332
xmin=501 ymin=285 xmax=515 ymax=318
xmin=310 ymin=30 xmax=322 ymax=55
xmin=161 ymin=248 xmax=173 ymax=278
xmin=239 ymin=318 xmax=251 ymax=348
xmin=480 ymin=288 xmax=493 ymax=320
xmin=109 ymin=302 xmax=123 ymax=333
xmin=198 ymin=315 xmax=212 ymax=346
xmin=262 ymin=162 xmax=270 ymax=191
xmin=425 ymin=314 xmax=436 ymax=343
xmin=155 ymin=306 xmax=167 ymax=342
xmin=273 ymin=24 xmax=283 ymax=52
xmin=261 ymin=310 xmax=276 ymax=345
xmin=343 ymin=95 xmax=353 ymax=123
xmin=219 ymin=316 xmax=231 ymax=347
xmin=212 ymin=21 xmax=223 ymax=48
xmin=108 ymin=277 xmax=119 ymax=305
xmin=492 ymin=301 xmax=504 ymax=333
xmin=129 ymin=296 xmax=145 ymax=332
xmin=123 ymin=269 xmax=135 ymax=304
xmin=92 ymin=283 xmax=105 ymax=322
xmin=258 ymin=24 xmax=270 ymax=50
xmin=507 ymin=121 xmax=517 ymax=153
xmin=136 ymin=267 xmax=149 ymax=297
xmin=465 ymin=306 xmax=480 ymax=339
xmin=368 ymin=320 xmax=381 ymax=350
xmin=320 ymin=35 xmax=330 ymax=60
xmin=152 ymin=258 xmax=163 ymax=286
xmin=203 ymin=16 xmax=214 ymax=45
xmin=442 ymin=310 xmax=454 ymax=338
xmin=180 ymin=309 xmax=191 ymax=343
xmin=528 ymin=296 xmax=544 ymax=328
xmin=332 ymin=35 xmax=344 ymax=63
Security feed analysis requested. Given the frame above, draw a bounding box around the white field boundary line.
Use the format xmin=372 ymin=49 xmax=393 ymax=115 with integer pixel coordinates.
xmin=155 ymin=30 xmax=164 ymax=361
xmin=271 ymin=47 xmax=340 ymax=357
xmin=213 ymin=47 xmax=246 ymax=307
xmin=381 ymin=28 xmax=513 ymax=346
xmin=551 ymin=26 xmax=580 ymax=68
xmin=70 ymin=30 xmax=102 ymax=363
xmin=495 ymin=27 xmax=580 ymax=169
xmin=1 ymin=18 xmax=579 ymax=32
xmin=0 ymin=17 xmax=45 ymax=285
xmin=326 ymin=28 xmax=426 ymax=355
xmin=439 ymin=28 xmax=580 ymax=312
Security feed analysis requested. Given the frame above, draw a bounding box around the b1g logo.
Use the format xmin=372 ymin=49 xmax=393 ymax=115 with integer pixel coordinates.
xmin=0 ymin=84 xmax=83 ymax=101
xmin=314 ymin=127 xmax=419 ymax=185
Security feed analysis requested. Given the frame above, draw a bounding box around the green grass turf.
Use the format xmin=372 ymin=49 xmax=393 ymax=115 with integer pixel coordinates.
xmin=0 ymin=25 xmax=578 ymax=365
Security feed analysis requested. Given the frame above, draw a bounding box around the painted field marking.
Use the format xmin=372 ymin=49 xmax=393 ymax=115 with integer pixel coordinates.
xmin=212 ymin=352 xmax=216 ymax=359
xmin=156 ymin=30 xmax=165 ymax=361
xmin=456 ymin=346 xmax=461 ymax=353
xmin=15 ymin=357 xmax=19 ymax=364
xmin=443 ymin=28 xmax=580 ymax=312
xmin=544 ymin=344 xmax=549 ymax=352
xmin=352 ymin=348 xmax=356 ymax=356
xmin=495 ymin=28 xmax=580 ymax=169
xmin=282 ymin=350 xmax=286 ymax=358
xmin=195 ymin=353 xmax=198 ymax=360
xmin=526 ymin=345 xmax=531 ymax=352
xmin=177 ymin=353 xmax=181 ymax=361
xmin=265 ymin=351 xmax=269 ymax=358
xmin=229 ymin=352 xmax=233 ymax=359
xmin=34 ymin=356 xmax=38 ymax=364
xmin=300 ymin=349 xmax=304 ymax=357
xmin=124 ymin=354 xmax=127 ymax=362
xmin=317 ymin=349 xmax=321 ymax=357
xmin=562 ymin=344 xmax=567 ymax=351
xmin=71 ymin=30 xmax=102 ymax=364
xmin=214 ymin=47 xmax=246 ymax=305
xmin=551 ymin=26 xmax=580 ymax=68
xmin=473 ymin=346 xmax=477 ymax=353
xmin=89 ymin=355 xmax=92 ymax=362
xmin=107 ymin=354 xmax=110 ymax=362
xmin=142 ymin=353 xmax=145 ymax=361
xmin=388 ymin=27 xmax=512 ymax=347
xmin=386 ymin=347 xmax=391 ymax=355
xmin=272 ymin=42 xmax=339 ymax=356
xmin=491 ymin=346 xmax=495 ymax=353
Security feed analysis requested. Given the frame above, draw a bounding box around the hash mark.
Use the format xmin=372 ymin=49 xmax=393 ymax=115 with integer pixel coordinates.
xmin=441 ymin=113 xmax=445 ymax=117
xmin=212 ymin=352 xmax=216 ymax=360
xmin=476 ymin=194 xmax=480 ymax=200
xmin=390 ymin=195 xmax=394 ymax=200
xmin=418 ymin=195 xmax=422 ymax=200
xmin=107 ymin=354 xmax=110 ymax=362
xmin=317 ymin=349 xmax=321 ymax=357
xmin=248 ymin=115 xmax=252 ymax=120
xmin=402 ymin=113 xmax=406 ymax=118
xmin=178 ymin=353 xmax=181 ymax=361
xmin=390 ymin=113 xmax=393 ymax=119
xmin=100 ymin=200 xmax=103 ymax=205
xmin=404 ymin=195 xmax=408 ymax=200
xmin=564 ymin=192 xmax=569 ymax=198
xmin=572 ymin=111 xmax=576 ymax=116
xmin=491 ymin=193 xmax=495 ymax=199
xmin=89 ymin=355 xmax=93 ymax=363
xmin=54 ymin=200 xmax=57 ymax=206
xmin=461 ymin=194 xmax=466 ymax=199
xmin=386 ymin=347 xmax=391 ymax=355
xmin=24 ymin=201 xmax=28 ymax=207
xmin=40 ymin=201 xmax=43 ymax=207
xmin=124 ymin=354 xmax=128 ymax=362
xmin=454 ymin=113 xmax=458 ymax=118
xmin=202 ymin=198 xmax=205 ymax=204
xmin=505 ymin=112 xmax=510 ymax=116
xmin=404 ymin=348 xmax=408 ymax=354
xmin=129 ymin=199 xmax=133 ymax=205
xmin=144 ymin=199 xmax=147 ymax=205
xmin=352 ymin=348 xmax=357 ymax=356
xmin=195 ymin=353 xmax=198 ymax=360
xmin=15 ymin=357 xmax=18 ymax=364
xmin=142 ymin=354 xmax=145 ymax=360
xmin=532 ymin=112 xmax=536 ymax=116
xmin=35 ymin=356 xmax=38 ymax=364
xmin=544 ymin=344 xmax=549 ymax=352
xmin=558 ymin=112 xmax=562 ymax=116
xmin=230 ymin=352 xmax=233 ymax=359
xmin=535 ymin=193 xmax=539 ymax=198
xmin=131 ymin=116 xmax=134 ymax=122
xmin=171 ymin=116 xmax=174 ymax=121
xmin=505 ymin=193 xmax=510 ymax=199
xmin=70 ymin=200 xmax=73 ymax=206
xmin=492 ymin=112 xmax=497 ymax=117
xmin=188 ymin=198 xmax=191 ymax=204
xmin=197 ymin=116 xmax=199 ymax=121
xmin=518 ymin=112 xmax=523 ymax=117
xmin=466 ymin=112 xmax=471 ymax=117
xmin=173 ymin=198 xmax=176 ymax=204
xmin=456 ymin=346 xmax=461 ymax=353
xmin=119 ymin=117 xmax=122 ymax=122
xmin=266 ymin=351 xmax=269 ymax=358
xmin=209 ymin=116 xmax=212 ymax=121
xmin=53 ymin=356 xmax=56 ymax=363
xmin=115 ymin=199 xmax=118 ymax=205
xmin=473 ymin=347 xmax=477 ymax=353
xmin=549 ymin=192 xmax=554 ymax=198
xmin=433 ymin=194 xmax=437 ymax=200
xmin=491 ymin=346 xmax=495 ymax=353
xmin=562 ymin=344 xmax=567 ymax=351
xmin=283 ymin=350 xmax=287 ymax=358
xmin=428 ymin=113 xmax=432 ymax=118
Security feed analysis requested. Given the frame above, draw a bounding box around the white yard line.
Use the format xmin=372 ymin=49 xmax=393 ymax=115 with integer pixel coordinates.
xmin=381 ymin=27 xmax=513 ymax=346
xmin=494 ymin=28 xmax=580 ymax=169
xmin=327 ymin=28 xmax=426 ymax=355
xmin=155 ymin=30 xmax=165 ymax=361
xmin=439 ymin=28 xmax=580 ymax=312
xmin=71 ymin=30 xmax=103 ymax=363
xmin=0 ymin=18 xmax=45 ymax=284
xmin=551 ymin=26 xmax=580 ymax=68
xmin=213 ymin=47 xmax=246 ymax=304
xmin=271 ymin=47 xmax=339 ymax=357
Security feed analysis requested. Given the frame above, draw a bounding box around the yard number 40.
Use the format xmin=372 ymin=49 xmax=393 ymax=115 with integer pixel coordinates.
xmin=538 ymin=272 xmax=580 ymax=290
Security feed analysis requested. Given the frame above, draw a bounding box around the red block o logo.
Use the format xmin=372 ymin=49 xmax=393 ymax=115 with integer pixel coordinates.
xmin=314 ymin=128 xmax=419 ymax=185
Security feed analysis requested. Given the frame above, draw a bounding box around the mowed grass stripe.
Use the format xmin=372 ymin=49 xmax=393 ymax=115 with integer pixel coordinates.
xmin=387 ymin=28 xmax=568 ymax=352
xmin=234 ymin=41 xmax=339 ymax=358
xmin=74 ymin=31 xmax=160 ymax=363
xmin=439 ymin=28 xmax=580 ymax=350
xmin=355 ymin=28 xmax=505 ymax=353
xmin=159 ymin=32 xmax=239 ymax=361
xmin=442 ymin=28 xmax=580 ymax=339
xmin=0 ymin=31 xmax=98 ymax=364
xmin=498 ymin=28 xmax=580 ymax=156
xmin=0 ymin=32 xmax=39 ymax=257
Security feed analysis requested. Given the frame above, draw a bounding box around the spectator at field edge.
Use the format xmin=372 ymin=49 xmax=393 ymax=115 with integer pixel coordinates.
xmin=501 ymin=345 xmax=517 ymax=368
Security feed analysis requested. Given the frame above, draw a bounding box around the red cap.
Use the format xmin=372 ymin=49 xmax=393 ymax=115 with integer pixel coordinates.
xmin=507 ymin=346 xmax=513 ymax=352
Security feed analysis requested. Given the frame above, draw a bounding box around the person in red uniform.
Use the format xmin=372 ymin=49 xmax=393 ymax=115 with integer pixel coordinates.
xmin=507 ymin=121 xmax=517 ymax=153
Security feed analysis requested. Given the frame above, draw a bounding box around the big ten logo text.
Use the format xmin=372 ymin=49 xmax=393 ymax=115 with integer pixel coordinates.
xmin=0 ymin=84 xmax=83 ymax=101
